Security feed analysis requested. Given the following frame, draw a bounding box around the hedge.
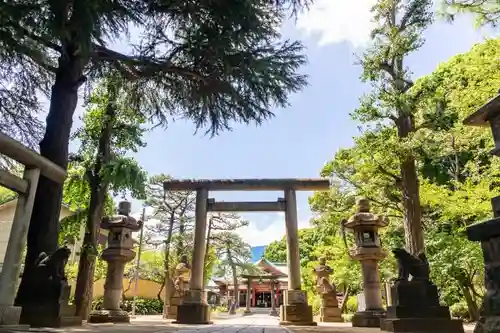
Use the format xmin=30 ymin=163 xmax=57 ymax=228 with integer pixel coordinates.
xmin=92 ymin=297 xmax=164 ymax=315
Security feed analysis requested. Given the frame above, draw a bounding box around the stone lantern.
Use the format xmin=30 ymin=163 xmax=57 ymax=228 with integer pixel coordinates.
xmin=463 ymin=91 xmax=500 ymax=333
xmin=88 ymin=201 xmax=142 ymax=323
xmin=343 ymin=198 xmax=388 ymax=327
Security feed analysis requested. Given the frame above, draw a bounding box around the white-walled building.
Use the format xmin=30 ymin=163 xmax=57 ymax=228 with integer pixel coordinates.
xmin=0 ymin=199 xmax=108 ymax=268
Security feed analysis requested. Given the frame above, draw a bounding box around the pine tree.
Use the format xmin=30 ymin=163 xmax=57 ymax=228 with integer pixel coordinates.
xmin=0 ymin=0 xmax=311 ymax=314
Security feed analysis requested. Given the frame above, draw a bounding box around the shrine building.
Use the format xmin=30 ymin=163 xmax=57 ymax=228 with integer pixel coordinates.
xmin=212 ymin=257 xmax=288 ymax=307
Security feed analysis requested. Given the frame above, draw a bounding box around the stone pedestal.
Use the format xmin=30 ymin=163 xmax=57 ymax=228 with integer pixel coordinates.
xmin=18 ymin=281 xmax=81 ymax=327
xmin=279 ymin=290 xmax=316 ymax=326
xmin=352 ymin=259 xmax=386 ymax=327
xmin=380 ymin=280 xmax=464 ymax=332
xmin=319 ymin=292 xmax=342 ymax=322
xmin=0 ymin=305 xmax=22 ymax=326
xmin=166 ymin=267 xmax=190 ymax=320
xmin=352 ymin=309 xmax=386 ymax=328
xmin=173 ymin=290 xmax=212 ymax=324
xmin=88 ymin=253 xmax=133 ymax=323
xmin=87 ymin=310 xmax=130 ymax=323
xmin=166 ymin=291 xmax=183 ymax=320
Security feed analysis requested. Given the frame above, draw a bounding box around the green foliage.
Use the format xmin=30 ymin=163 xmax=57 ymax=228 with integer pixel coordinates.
xmin=72 ymin=77 xmax=148 ymax=199
xmin=212 ymin=305 xmax=228 ymax=313
xmin=426 ymin=229 xmax=484 ymax=307
xmin=91 ymin=297 xmax=163 ymax=315
xmin=125 ymin=250 xmax=165 ymax=285
xmin=60 ymin=78 xmax=148 ymax=247
xmin=263 ymin=239 xmax=287 ymax=262
xmin=59 ymin=165 xmax=115 ymax=245
xmin=212 ymin=231 xmax=255 ymax=281
xmin=442 ymin=0 xmax=500 ymax=28
xmin=345 ymin=295 xmax=359 ymax=314
xmin=0 ymin=0 xmax=311 ymax=139
xmin=450 ymin=301 xmax=471 ymax=321
xmin=65 ymin=246 xmax=108 ymax=282
xmin=205 ymin=246 xmax=218 ymax=285
xmin=309 ymin=294 xmax=321 ymax=316
xmin=307 ymin=38 xmax=500 ymax=319
xmin=0 ymin=187 xmax=16 ymax=205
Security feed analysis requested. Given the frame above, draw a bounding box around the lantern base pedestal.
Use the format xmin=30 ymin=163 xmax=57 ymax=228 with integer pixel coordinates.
xmin=173 ymin=303 xmax=212 ymax=324
xmin=352 ymin=309 xmax=385 ymax=327
xmin=88 ymin=309 xmax=130 ymax=323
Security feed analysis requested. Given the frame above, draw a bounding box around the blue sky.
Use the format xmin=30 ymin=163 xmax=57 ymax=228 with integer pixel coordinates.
xmin=68 ymin=2 xmax=496 ymax=246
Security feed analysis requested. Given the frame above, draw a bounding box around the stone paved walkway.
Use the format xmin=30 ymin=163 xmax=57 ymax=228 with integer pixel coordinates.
xmin=0 ymin=313 xmax=476 ymax=333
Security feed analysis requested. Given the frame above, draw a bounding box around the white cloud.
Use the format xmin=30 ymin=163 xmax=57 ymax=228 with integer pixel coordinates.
xmin=295 ymin=0 xmax=377 ymax=48
xmin=234 ymin=213 xmax=311 ymax=246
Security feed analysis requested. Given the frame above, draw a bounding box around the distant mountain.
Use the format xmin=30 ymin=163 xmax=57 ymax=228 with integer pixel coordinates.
xmin=251 ymin=246 xmax=266 ymax=262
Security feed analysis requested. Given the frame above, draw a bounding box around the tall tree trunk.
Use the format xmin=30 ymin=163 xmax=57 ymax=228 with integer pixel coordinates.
xmin=162 ymin=213 xmax=175 ymax=318
xmin=227 ymin=249 xmax=238 ymax=314
xmin=460 ymin=283 xmax=480 ymax=322
xmin=157 ymin=283 xmax=164 ymax=302
xmin=177 ymin=218 xmax=185 ymax=256
xmin=16 ymin=49 xmax=86 ymax=308
xmin=396 ymin=115 xmax=424 ymax=255
xmin=340 ymin=285 xmax=350 ymax=314
xmin=74 ymin=82 xmax=117 ymax=319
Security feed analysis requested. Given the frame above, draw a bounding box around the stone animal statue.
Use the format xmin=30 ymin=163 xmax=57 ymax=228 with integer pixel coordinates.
xmin=34 ymin=246 xmax=72 ymax=281
xmin=174 ymin=276 xmax=185 ymax=292
xmin=392 ymin=248 xmax=430 ymax=281
xmin=318 ymin=276 xmax=337 ymax=294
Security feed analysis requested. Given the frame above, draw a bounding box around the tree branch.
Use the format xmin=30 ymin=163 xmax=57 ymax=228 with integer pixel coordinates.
xmin=91 ymin=45 xmax=208 ymax=84
xmin=5 ymin=20 xmax=61 ymax=53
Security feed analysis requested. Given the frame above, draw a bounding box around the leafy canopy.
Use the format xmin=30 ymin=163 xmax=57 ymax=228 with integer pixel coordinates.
xmin=0 ymin=0 xmax=312 ymax=137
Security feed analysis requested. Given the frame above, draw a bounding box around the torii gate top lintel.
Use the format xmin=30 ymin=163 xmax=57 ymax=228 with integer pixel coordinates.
xmin=163 ymin=178 xmax=330 ymax=191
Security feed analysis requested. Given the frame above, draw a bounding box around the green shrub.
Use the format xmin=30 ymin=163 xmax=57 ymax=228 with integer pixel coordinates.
xmin=91 ymin=297 xmax=163 ymax=315
xmin=450 ymin=301 xmax=470 ymax=321
xmin=309 ymin=294 xmax=321 ymax=316
xmin=345 ymin=296 xmax=358 ymax=314
xmin=343 ymin=313 xmax=354 ymax=322
xmin=212 ymin=305 xmax=228 ymax=313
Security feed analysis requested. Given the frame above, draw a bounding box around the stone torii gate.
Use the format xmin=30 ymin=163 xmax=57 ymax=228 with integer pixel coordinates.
xmin=163 ymin=178 xmax=330 ymax=326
